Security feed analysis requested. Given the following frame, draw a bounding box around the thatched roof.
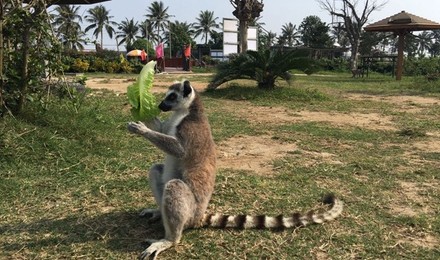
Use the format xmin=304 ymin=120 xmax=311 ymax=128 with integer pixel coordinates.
xmin=364 ymin=11 xmax=440 ymax=32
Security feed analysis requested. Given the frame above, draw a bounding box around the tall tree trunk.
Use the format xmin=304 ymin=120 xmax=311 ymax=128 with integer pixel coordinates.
xmin=350 ymin=39 xmax=360 ymax=70
xmin=16 ymin=26 xmax=31 ymax=114
xmin=239 ymin=20 xmax=248 ymax=53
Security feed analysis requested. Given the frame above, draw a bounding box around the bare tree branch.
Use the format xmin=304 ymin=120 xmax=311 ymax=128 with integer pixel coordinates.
xmin=316 ymin=0 xmax=388 ymax=70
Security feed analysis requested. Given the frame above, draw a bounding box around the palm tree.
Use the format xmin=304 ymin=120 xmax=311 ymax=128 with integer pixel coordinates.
xmin=139 ymin=20 xmax=157 ymax=43
xmin=193 ymin=10 xmax=219 ymax=44
xmin=51 ymin=5 xmax=84 ymax=50
xmin=145 ymin=1 xmax=170 ymax=44
xmin=166 ymin=21 xmax=194 ymax=56
xmin=280 ymin=22 xmax=300 ymax=47
xmin=259 ymin=30 xmax=276 ymax=49
xmin=84 ymin=5 xmax=117 ymax=49
xmin=416 ymin=31 xmax=433 ymax=57
xmin=116 ymin=18 xmax=140 ymax=48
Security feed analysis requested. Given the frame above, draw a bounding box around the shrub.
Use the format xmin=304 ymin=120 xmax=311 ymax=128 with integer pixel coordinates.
xmin=105 ymin=61 xmax=119 ymax=73
xmin=320 ymin=57 xmax=349 ymax=72
xmin=404 ymin=57 xmax=440 ymax=76
xmin=71 ymin=58 xmax=90 ymax=73
xmin=90 ymin=57 xmax=106 ymax=72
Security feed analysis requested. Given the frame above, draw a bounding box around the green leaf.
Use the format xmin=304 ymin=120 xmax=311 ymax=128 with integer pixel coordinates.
xmin=127 ymin=61 xmax=160 ymax=121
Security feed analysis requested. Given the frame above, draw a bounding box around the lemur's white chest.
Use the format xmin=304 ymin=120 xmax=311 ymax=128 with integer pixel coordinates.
xmin=162 ymin=109 xmax=189 ymax=182
xmin=166 ymin=109 xmax=189 ymax=137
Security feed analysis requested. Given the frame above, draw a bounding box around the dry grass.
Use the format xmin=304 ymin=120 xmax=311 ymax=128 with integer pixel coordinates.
xmin=1 ymin=73 xmax=439 ymax=259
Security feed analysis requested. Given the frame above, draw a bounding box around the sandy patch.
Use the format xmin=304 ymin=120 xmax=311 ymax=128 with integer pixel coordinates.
xmin=346 ymin=93 xmax=440 ymax=106
xmin=346 ymin=93 xmax=439 ymax=113
xmin=395 ymin=228 xmax=439 ymax=249
xmin=223 ymin=100 xmax=397 ymax=131
xmin=389 ymin=181 xmax=438 ymax=217
xmin=412 ymin=139 xmax=440 ymax=153
xmin=217 ymin=135 xmax=296 ymax=175
xmin=217 ymin=135 xmax=342 ymax=175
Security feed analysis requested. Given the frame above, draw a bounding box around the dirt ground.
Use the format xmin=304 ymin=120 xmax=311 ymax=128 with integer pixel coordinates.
xmin=86 ymin=77 xmax=440 ymax=176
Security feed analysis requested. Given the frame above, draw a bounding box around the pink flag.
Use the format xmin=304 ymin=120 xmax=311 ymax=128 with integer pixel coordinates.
xmin=155 ymin=43 xmax=164 ymax=59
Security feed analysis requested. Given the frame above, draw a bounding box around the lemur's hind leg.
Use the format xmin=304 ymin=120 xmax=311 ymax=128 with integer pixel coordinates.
xmin=139 ymin=179 xmax=196 ymax=260
xmin=139 ymin=164 xmax=164 ymax=222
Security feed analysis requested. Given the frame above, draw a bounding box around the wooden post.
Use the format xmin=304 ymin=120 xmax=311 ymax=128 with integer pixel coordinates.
xmin=396 ymin=31 xmax=405 ymax=81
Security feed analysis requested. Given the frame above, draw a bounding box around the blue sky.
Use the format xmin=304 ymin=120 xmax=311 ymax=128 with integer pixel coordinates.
xmin=61 ymin=0 xmax=440 ymax=50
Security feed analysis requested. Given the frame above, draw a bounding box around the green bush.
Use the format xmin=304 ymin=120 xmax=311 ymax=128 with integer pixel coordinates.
xmin=319 ymin=57 xmax=349 ymax=72
xmin=105 ymin=61 xmax=119 ymax=73
xmin=369 ymin=62 xmax=394 ymax=75
xmin=90 ymin=57 xmax=106 ymax=72
xmin=404 ymin=57 xmax=440 ymax=76
xmin=118 ymin=54 xmax=133 ymax=73
xmin=202 ymin=55 xmax=219 ymax=66
xmin=71 ymin=58 xmax=90 ymax=73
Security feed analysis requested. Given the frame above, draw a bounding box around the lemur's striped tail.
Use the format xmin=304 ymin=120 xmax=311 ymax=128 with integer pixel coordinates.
xmin=201 ymin=194 xmax=343 ymax=229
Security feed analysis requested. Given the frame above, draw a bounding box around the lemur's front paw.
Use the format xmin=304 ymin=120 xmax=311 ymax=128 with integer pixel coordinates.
xmin=128 ymin=121 xmax=150 ymax=135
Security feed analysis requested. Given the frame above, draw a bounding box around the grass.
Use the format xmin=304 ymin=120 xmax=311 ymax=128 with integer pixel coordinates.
xmin=1 ymin=73 xmax=439 ymax=259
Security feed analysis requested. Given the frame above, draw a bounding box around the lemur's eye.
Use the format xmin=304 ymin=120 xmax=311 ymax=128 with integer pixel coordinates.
xmin=167 ymin=93 xmax=177 ymax=101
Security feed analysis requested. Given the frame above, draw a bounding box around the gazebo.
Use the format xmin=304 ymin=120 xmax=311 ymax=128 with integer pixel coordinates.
xmin=364 ymin=11 xmax=440 ymax=80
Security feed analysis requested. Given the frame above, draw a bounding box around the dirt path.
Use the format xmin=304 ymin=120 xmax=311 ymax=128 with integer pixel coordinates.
xmin=86 ymin=77 xmax=208 ymax=94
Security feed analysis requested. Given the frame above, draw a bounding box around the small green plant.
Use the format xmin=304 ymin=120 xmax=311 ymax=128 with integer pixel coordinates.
xmin=75 ymin=75 xmax=87 ymax=85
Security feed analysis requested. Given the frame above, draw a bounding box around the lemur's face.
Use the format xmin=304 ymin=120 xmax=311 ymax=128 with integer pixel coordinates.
xmin=159 ymin=80 xmax=194 ymax=112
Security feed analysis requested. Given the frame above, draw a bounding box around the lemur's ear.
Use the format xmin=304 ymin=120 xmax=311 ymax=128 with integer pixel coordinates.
xmin=183 ymin=80 xmax=192 ymax=97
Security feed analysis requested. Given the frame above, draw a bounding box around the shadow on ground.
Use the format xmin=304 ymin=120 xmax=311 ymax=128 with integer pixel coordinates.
xmin=0 ymin=210 xmax=164 ymax=255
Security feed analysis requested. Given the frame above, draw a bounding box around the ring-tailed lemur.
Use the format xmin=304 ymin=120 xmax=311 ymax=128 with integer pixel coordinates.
xmin=127 ymin=80 xmax=343 ymax=260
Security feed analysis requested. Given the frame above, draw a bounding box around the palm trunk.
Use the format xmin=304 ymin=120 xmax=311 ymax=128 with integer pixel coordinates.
xmin=100 ymin=30 xmax=104 ymax=50
xmin=239 ymin=19 xmax=248 ymax=53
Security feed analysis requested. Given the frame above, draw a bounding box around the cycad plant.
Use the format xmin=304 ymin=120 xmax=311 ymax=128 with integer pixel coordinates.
xmin=208 ymin=49 xmax=318 ymax=89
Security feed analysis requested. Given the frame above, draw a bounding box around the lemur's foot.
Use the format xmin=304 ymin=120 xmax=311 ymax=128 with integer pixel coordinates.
xmin=139 ymin=208 xmax=161 ymax=223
